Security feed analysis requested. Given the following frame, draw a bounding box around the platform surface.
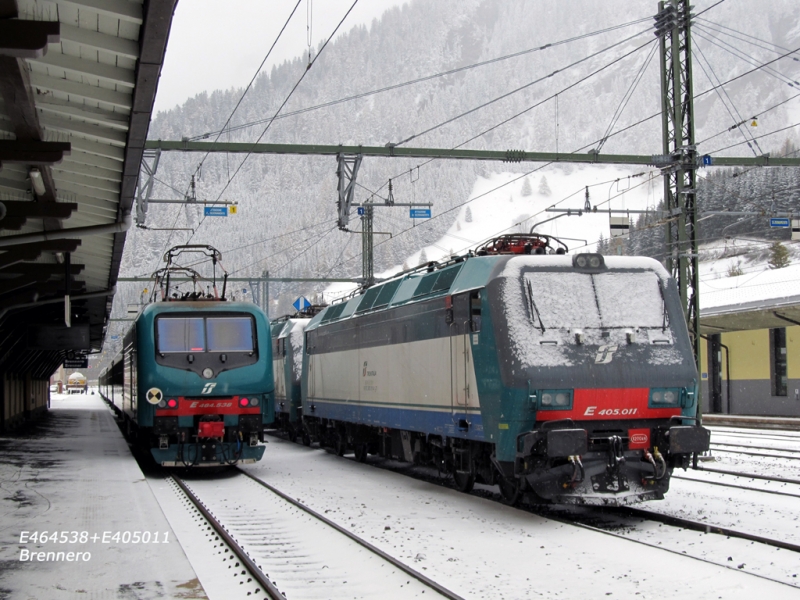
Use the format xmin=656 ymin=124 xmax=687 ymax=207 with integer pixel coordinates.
xmin=0 ymin=394 xmax=206 ymax=599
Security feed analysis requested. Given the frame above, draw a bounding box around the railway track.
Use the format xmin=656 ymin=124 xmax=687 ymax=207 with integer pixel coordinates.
xmin=171 ymin=471 xmax=464 ymax=600
xmin=711 ymin=441 xmax=800 ymax=455
xmin=693 ymin=464 xmax=800 ymax=485
xmin=709 ymin=445 xmax=800 ymax=460
xmin=672 ymin=472 xmax=800 ymax=499
xmin=612 ymin=505 xmax=800 ymax=554
xmin=709 ymin=429 xmax=800 ymax=444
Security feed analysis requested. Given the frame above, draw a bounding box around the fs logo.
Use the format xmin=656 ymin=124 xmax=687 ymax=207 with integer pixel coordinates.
xmin=201 ymin=382 xmax=217 ymax=395
xmin=594 ymin=345 xmax=618 ymax=365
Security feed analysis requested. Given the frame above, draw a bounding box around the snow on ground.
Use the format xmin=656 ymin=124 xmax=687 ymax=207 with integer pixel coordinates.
xmin=324 ymin=164 xmax=662 ymax=301
xmin=0 ymin=394 xmax=205 ymax=599
xmin=242 ymin=437 xmax=798 ymax=599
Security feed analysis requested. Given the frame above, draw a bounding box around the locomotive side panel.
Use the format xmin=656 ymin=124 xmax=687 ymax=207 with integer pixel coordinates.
xmin=307 ymin=334 xmax=482 ymax=437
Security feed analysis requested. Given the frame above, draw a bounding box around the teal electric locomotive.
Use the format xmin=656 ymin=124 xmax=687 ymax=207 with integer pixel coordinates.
xmin=99 ymin=245 xmax=273 ymax=466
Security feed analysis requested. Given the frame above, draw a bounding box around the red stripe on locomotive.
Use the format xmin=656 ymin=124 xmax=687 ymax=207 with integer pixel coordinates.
xmin=155 ymin=397 xmax=261 ymax=417
xmin=537 ymin=388 xmax=682 ymax=421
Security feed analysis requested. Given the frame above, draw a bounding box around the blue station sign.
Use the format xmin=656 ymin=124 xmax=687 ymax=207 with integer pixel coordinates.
xmin=410 ymin=208 xmax=431 ymax=219
xmin=770 ymin=218 xmax=790 ymax=228
xmin=204 ymin=206 xmax=228 ymax=217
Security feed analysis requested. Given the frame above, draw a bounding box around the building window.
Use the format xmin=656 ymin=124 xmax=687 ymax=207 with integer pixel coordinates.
xmin=770 ymin=328 xmax=788 ymax=397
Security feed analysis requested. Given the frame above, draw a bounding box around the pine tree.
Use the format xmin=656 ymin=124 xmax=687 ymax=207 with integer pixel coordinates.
xmin=596 ymin=233 xmax=607 ymax=255
xmin=521 ymin=177 xmax=532 ymax=197
xmin=418 ymin=248 xmax=428 ymax=265
xmin=456 ymin=220 xmax=461 ymax=231
xmin=465 ymin=206 xmax=473 ymax=223
xmin=538 ymin=176 xmax=552 ymax=196
xmin=768 ymin=241 xmax=790 ymax=269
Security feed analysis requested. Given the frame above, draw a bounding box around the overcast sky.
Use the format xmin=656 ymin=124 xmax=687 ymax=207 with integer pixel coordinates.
xmin=153 ymin=0 xmax=408 ymax=114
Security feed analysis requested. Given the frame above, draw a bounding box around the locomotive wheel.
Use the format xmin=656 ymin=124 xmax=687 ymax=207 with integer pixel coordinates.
xmin=354 ymin=443 xmax=368 ymax=463
xmin=302 ymin=431 xmax=311 ymax=447
xmin=334 ymin=432 xmax=347 ymax=456
xmin=499 ymin=476 xmax=522 ymax=506
xmin=287 ymin=427 xmax=298 ymax=444
xmin=453 ymin=470 xmax=475 ymax=493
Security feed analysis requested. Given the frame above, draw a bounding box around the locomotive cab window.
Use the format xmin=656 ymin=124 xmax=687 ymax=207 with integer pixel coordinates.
xmin=156 ymin=316 xmax=254 ymax=354
xmin=155 ymin=313 xmax=258 ymax=375
xmin=470 ymin=290 xmax=482 ymax=332
xmin=207 ymin=317 xmax=254 ymax=352
xmin=156 ymin=317 xmax=205 ymax=353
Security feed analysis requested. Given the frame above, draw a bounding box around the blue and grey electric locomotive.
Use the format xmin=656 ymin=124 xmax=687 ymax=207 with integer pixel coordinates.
xmin=270 ymin=313 xmax=313 ymax=443
xmin=300 ymin=234 xmax=710 ymax=504
xmin=100 ymin=245 xmax=274 ymax=466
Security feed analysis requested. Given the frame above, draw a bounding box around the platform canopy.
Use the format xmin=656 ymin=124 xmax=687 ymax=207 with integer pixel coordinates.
xmin=0 ymin=0 xmax=176 ymax=378
xmin=700 ymin=263 xmax=800 ymax=334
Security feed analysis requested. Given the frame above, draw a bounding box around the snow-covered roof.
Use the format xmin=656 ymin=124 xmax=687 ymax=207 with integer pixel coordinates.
xmin=699 ymin=239 xmax=800 ymax=333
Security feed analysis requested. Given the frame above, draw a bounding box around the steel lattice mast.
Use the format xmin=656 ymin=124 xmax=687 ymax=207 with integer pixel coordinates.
xmin=657 ymin=0 xmax=701 ymax=402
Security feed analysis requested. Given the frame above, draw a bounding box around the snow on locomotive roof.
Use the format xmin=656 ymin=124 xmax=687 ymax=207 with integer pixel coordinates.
xmin=500 ymin=255 xmax=680 ymax=368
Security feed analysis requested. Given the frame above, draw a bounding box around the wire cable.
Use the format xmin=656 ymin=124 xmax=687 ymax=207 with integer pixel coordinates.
xmin=696 ymin=17 xmax=800 ymax=60
xmin=186 ymin=16 xmax=654 ymax=142
xmin=186 ymin=0 xmax=361 ymax=245
xmin=596 ymin=42 xmax=659 ymax=153
xmin=394 ymin=28 xmax=654 ymax=147
xmin=693 ymin=41 xmax=762 ymax=156
xmin=145 ymin=0 xmax=303 ymax=274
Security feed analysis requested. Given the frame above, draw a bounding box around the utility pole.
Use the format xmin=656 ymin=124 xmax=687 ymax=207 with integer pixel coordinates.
xmin=656 ymin=0 xmax=702 ymax=410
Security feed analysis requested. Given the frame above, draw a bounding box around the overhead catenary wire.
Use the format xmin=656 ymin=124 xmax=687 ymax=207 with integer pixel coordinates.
xmin=596 ymin=41 xmax=659 ymax=153
xmin=696 ymin=17 xmax=800 ymax=60
xmin=273 ymin=6 xmax=790 ymax=279
xmin=186 ymin=16 xmax=654 ymax=142
xmin=393 ymin=28 xmax=655 ymax=147
xmin=146 ymin=0 xmax=304 ymax=275
xmin=693 ymin=41 xmax=763 ymax=156
xmin=185 ymin=0 xmax=361 ymax=246
xmin=693 ymin=26 xmax=800 ymax=89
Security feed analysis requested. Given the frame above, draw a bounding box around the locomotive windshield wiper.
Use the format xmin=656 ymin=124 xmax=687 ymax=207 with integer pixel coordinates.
xmin=525 ymin=279 xmax=546 ymax=334
xmin=657 ymin=280 xmax=669 ymax=332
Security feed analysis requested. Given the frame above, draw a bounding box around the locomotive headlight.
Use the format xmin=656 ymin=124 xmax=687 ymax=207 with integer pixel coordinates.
xmin=538 ymin=389 xmax=573 ymax=411
xmin=250 ymin=397 xmax=259 ymax=407
xmin=202 ymin=368 xmax=214 ymax=379
xmin=239 ymin=397 xmax=249 ymax=407
xmin=572 ymin=253 xmax=605 ymax=270
xmin=650 ymin=387 xmax=683 ymax=407
xmin=157 ymin=399 xmax=167 ymax=408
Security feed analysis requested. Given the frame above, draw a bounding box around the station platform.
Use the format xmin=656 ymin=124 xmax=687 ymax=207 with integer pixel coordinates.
xmin=703 ymin=413 xmax=800 ymax=431
xmin=0 ymin=394 xmax=206 ymax=599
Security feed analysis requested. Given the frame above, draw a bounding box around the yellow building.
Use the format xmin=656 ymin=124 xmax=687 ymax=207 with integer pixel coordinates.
xmin=700 ymin=263 xmax=800 ymax=417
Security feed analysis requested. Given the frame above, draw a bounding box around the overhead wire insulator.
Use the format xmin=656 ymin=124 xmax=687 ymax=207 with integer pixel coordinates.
xmin=504 ymin=149 xmax=525 ymax=163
